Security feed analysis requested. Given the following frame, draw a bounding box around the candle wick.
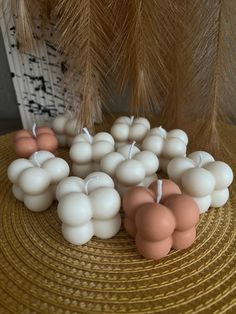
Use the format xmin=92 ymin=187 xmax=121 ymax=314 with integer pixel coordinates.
xmin=33 ymin=152 xmax=41 ymax=167
xmin=158 ymin=126 xmax=165 ymax=138
xmin=83 ymin=127 xmax=93 ymax=144
xmin=130 ymin=116 xmax=134 ymax=125
xmin=128 ymin=141 xmax=136 ymax=159
xmin=156 ymin=179 xmax=163 ymax=203
xmin=198 ymin=154 xmax=203 ymax=168
xmin=32 ymin=123 xmax=37 ymax=138
xmin=84 ymin=177 xmax=99 ymax=195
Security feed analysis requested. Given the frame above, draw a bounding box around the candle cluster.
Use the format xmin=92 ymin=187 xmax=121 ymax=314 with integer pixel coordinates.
xmin=142 ymin=127 xmax=188 ymax=173
xmin=100 ymin=142 xmax=158 ymax=195
xmin=52 ymin=113 xmax=79 ymax=147
xmin=123 ymin=180 xmax=199 ymax=260
xmin=70 ymin=129 xmax=115 ymax=178
xmin=111 ymin=116 xmax=150 ymax=148
xmin=56 ymin=172 xmax=121 ymax=245
xmin=7 ymin=151 xmax=70 ymax=212
xmin=14 ymin=124 xmax=58 ymax=157
xmin=167 ymin=151 xmax=233 ymax=213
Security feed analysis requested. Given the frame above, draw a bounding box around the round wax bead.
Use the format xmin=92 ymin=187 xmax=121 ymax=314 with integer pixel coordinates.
xmin=90 ymin=187 xmax=121 ymax=219
xmin=57 ymin=192 xmax=92 ymax=226
xmin=129 ymin=124 xmax=148 ymax=142
xmin=100 ymin=152 xmax=125 ymax=176
xmin=56 ymin=177 xmax=84 ymax=200
xmin=141 ymin=135 xmax=163 ymax=156
xmin=24 ymin=188 xmax=54 ymax=212
xmin=15 ymin=138 xmax=38 ymax=158
xmin=29 ymin=151 xmax=55 ymax=166
xmin=18 ymin=167 xmax=50 ymax=195
xmin=204 ymin=161 xmax=233 ymax=190
xmin=52 ymin=115 xmax=68 ymax=133
xmin=148 ymin=127 xmax=167 ymax=138
xmin=135 ymin=203 xmax=176 ymax=241
xmin=167 ymin=129 xmax=188 ymax=145
xmin=167 ymin=157 xmax=195 ymax=185
xmin=12 ymin=184 xmax=24 ymax=201
xmin=116 ymin=159 xmax=146 ymax=186
xmin=134 ymin=151 xmax=159 ymax=176
xmin=211 ymin=188 xmax=229 ymax=208
xmin=188 ymin=151 xmax=214 ymax=166
xmin=124 ymin=217 xmax=137 ymax=237
xmin=72 ymin=163 xmax=94 ymax=178
xmin=162 ymin=137 xmax=186 ymax=158
xmin=136 ymin=234 xmax=173 ymax=260
xmin=92 ymin=141 xmax=114 ymax=161
xmin=181 ymin=168 xmax=215 ymax=197
xmin=172 ymin=227 xmax=196 ymax=250
xmin=7 ymin=159 xmax=34 ymax=183
xmin=111 ymin=124 xmax=129 ymax=142
xmin=85 ymin=171 xmax=115 ymax=192
xmin=117 ymin=145 xmax=140 ymax=159
xmin=62 ymin=222 xmax=94 ymax=245
xmin=42 ymin=157 xmax=70 ymax=183
xmin=37 ymin=133 xmax=58 ymax=152
xmin=191 ymin=194 xmax=211 ymax=214
xmin=64 ymin=118 xmax=78 ymax=136
xmin=70 ymin=142 xmax=92 ymax=163
xmin=93 ymin=214 xmax=121 ymax=239
xmin=94 ymin=132 xmax=115 ymax=145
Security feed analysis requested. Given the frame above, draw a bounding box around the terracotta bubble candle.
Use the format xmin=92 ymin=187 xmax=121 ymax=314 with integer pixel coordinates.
xmin=111 ymin=116 xmax=151 ymax=149
xmin=14 ymin=123 xmax=58 ymax=158
xmin=167 ymin=151 xmax=233 ymax=213
xmin=100 ymin=141 xmax=159 ymax=195
xmin=141 ymin=126 xmax=188 ymax=173
xmin=7 ymin=151 xmax=70 ymax=212
xmin=70 ymin=128 xmax=115 ymax=178
xmin=56 ymin=172 xmax=121 ymax=245
xmin=52 ymin=113 xmax=81 ymax=147
xmin=123 ymin=179 xmax=199 ymax=260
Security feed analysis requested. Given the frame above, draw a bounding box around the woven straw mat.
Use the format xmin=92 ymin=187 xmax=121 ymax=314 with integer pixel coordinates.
xmin=0 ymin=125 xmax=236 ymax=314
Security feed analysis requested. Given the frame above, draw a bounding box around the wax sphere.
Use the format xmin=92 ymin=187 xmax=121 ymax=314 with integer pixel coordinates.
xmin=162 ymin=137 xmax=187 ymax=158
xmin=52 ymin=115 xmax=68 ymax=133
xmin=204 ymin=161 xmax=233 ymax=190
xmin=13 ymin=130 xmax=31 ymax=141
xmin=56 ymin=177 xmax=84 ymax=200
xmin=42 ymin=157 xmax=70 ymax=183
xmin=12 ymin=184 xmax=24 ymax=201
xmin=57 ymin=193 xmax=93 ymax=226
xmin=149 ymin=126 xmax=167 ymax=138
xmin=117 ymin=145 xmax=140 ymax=159
xmin=70 ymin=142 xmax=92 ymax=163
xmin=93 ymin=141 xmax=114 ymax=161
xmin=72 ymin=163 xmax=95 ymax=178
xmin=24 ymin=188 xmax=54 ymax=212
xmin=111 ymin=124 xmax=129 ymax=142
xmin=123 ymin=186 xmax=155 ymax=219
xmin=163 ymin=194 xmax=199 ymax=231
xmin=124 ymin=217 xmax=137 ymax=237
xmin=116 ymin=159 xmax=146 ymax=186
xmin=172 ymin=227 xmax=196 ymax=250
xmin=135 ymin=203 xmax=176 ymax=241
xmin=90 ymin=187 xmax=121 ymax=219
xmin=64 ymin=118 xmax=78 ymax=136
xmin=93 ymin=214 xmax=121 ymax=239
xmin=129 ymin=124 xmax=149 ymax=142
xmin=18 ymin=167 xmax=50 ymax=195
xmin=211 ymin=188 xmax=229 ymax=208
xmin=62 ymin=222 xmax=94 ymax=245
xmin=167 ymin=129 xmax=188 ymax=145
xmin=85 ymin=172 xmax=115 ymax=192
xmin=134 ymin=151 xmax=159 ymax=176
xmin=15 ymin=138 xmax=38 ymax=158
xmin=94 ymin=132 xmax=115 ymax=145
xmin=141 ymin=135 xmax=163 ymax=156
xmin=188 ymin=151 xmax=214 ymax=166
xmin=136 ymin=234 xmax=173 ymax=260
xmin=37 ymin=133 xmax=58 ymax=152
xmin=181 ymin=168 xmax=215 ymax=197
xmin=100 ymin=152 xmax=125 ymax=176
xmin=167 ymin=157 xmax=195 ymax=185
xmin=149 ymin=179 xmax=181 ymax=203
xmin=29 ymin=151 xmax=54 ymax=166
xmin=191 ymin=195 xmax=212 ymax=214
xmin=7 ymin=159 xmax=34 ymax=183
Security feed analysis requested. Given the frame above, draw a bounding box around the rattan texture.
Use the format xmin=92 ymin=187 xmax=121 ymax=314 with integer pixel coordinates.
xmin=0 ymin=124 xmax=236 ymax=314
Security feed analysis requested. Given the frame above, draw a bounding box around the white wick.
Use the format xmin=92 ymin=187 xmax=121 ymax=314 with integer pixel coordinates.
xmin=83 ymin=127 xmax=93 ymax=144
xmin=32 ymin=123 xmax=37 ymax=138
xmin=84 ymin=177 xmax=99 ymax=195
xmin=130 ymin=116 xmax=134 ymax=125
xmin=33 ymin=152 xmax=41 ymax=167
xmin=156 ymin=179 xmax=163 ymax=203
xmin=158 ymin=126 xmax=166 ymax=138
xmin=128 ymin=141 xmax=136 ymax=159
xmin=197 ymin=154 xmax=203 ymax=168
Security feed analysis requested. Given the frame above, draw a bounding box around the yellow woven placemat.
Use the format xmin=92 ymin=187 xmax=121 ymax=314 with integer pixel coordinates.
xmin=0 ymin=125 xmax=236 ymax=314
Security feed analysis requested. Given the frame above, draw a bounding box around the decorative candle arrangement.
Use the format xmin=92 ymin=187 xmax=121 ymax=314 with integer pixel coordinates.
xmin=14 ymin=124 xmax=58 ymax=157
xmin=100 ymin=142 xmax=159 ymax=195
xmin=70 ymin=128 xmax=115 ymax=178
xmin=52 ymin=113 xmax=79 ymax=147
xmin=123 ymin=180 xmax=199 ymax=260
xmin=56 ymin=172 xmax=121 ymax=245
xmin=111 ymin=116 xmax=151 ymax=149
xmin=142 ymin=126 xmax=188 ymax=173
xmin=7 ymin=151 xmax=70 ymax=212
xmin=167 ymin=151 xmax=233 ymax=213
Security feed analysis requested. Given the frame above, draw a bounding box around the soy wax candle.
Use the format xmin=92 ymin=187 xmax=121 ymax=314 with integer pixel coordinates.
xmin=7 ymin=151 xmax=70 ymax=212
xmin=14 ymin=123 xmax=58 ymax=158
xmin=56 ymin=172 xmax=121 ymax=245
xmin=70 ymin=128 xmax=115 ymax=178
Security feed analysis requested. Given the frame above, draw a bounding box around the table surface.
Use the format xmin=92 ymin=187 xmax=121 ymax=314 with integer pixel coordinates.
xmin=0 ymin=121 xmax=235 ymax=314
